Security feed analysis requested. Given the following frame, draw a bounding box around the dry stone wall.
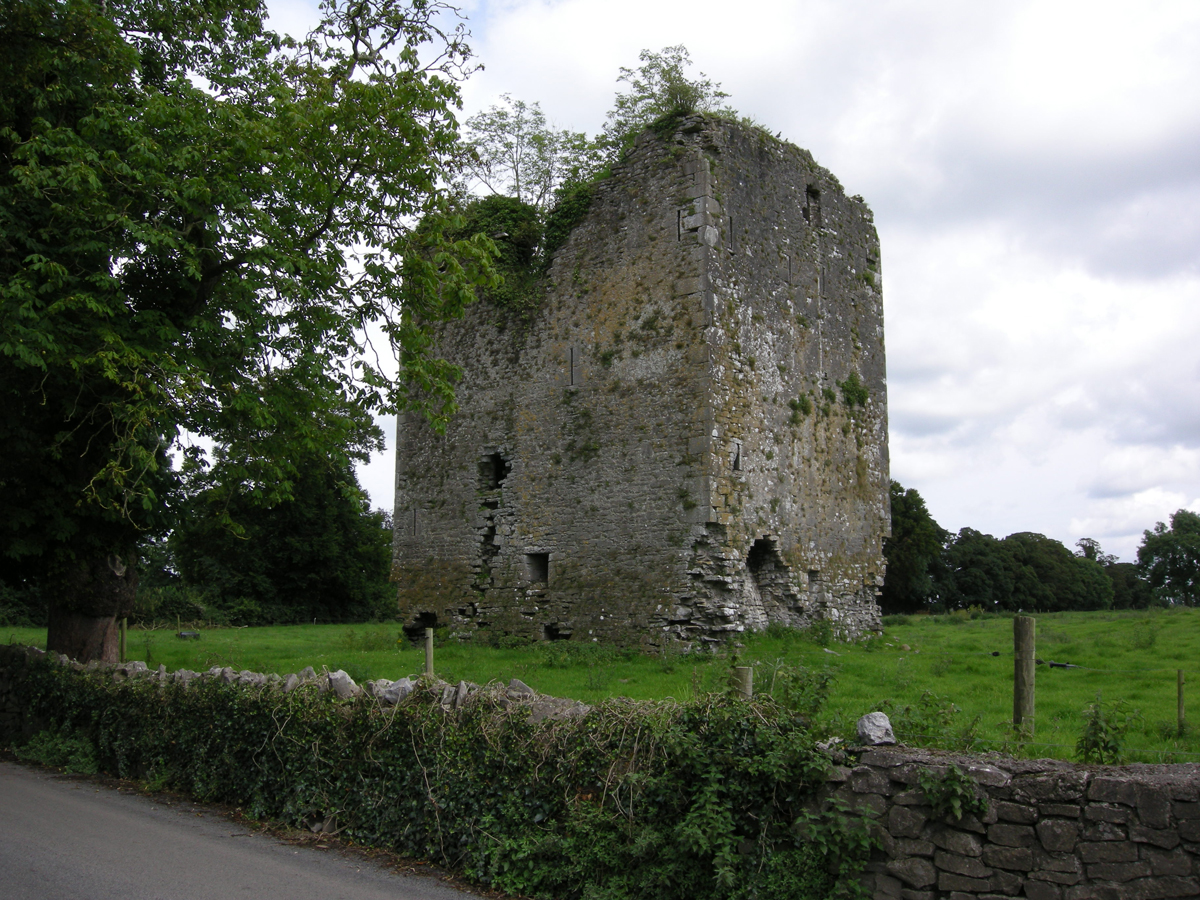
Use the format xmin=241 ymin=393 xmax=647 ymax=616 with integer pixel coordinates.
xmin=6 ymin=645 xmax=1200 ymax=899
xmin=393 ymin=115 xmax=888 ymax=646
xmin=838 ymin=746 xmax=1200 ymax=900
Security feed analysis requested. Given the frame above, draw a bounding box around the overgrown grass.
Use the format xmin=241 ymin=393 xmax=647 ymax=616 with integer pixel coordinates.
xmin=10 ymin=606 xmax=1200 ymax=762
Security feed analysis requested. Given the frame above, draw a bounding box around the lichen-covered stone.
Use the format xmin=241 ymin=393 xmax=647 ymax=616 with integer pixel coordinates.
xmin=392 ymin=115 xmax=888 ymax=645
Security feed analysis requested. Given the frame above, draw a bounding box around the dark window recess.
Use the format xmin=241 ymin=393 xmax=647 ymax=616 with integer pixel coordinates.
xmin=403 ymin=611 xmax=438 ymax=643
xmin=808 ymin=569 xmax=821 ymax=585
xmin=732 ymin=442 xmax=742 ymax=471
xmin=569 ymin=345 xmax=582 ymax=386
xmin=480 ymin=523 xmax=499 ymax=570
xmin=747 ymin=538 xmax=777 ymax=576
xmin=525 ymin=552 xmax=549 ymax=585
xmin=479 ymin=452 xmax=511 ymax=489
xmin=804 ymin=187 xmax=822 ymax=228
xmin=727 ymin=216 xmax=735 ymax=252
xmin=543 ymin=623 xmax=569 ymax=641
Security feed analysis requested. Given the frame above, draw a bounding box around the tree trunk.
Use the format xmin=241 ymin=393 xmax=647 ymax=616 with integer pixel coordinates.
xmin=46 ymin=606 xmax=120 ymax=663
xmin=46 ymin=554 xmax=137 ymax=664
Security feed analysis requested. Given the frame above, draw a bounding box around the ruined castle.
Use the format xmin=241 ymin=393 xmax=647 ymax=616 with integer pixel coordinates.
xmin=392 ymin=115 xmax=889 ymax=645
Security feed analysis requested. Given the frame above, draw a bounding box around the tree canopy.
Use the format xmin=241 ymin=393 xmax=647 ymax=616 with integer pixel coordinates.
xmin=881 ymin=483 xmax=1128 ymax=614
xmin=1 ymin=0 xmax=496 ymax=659
xmin=1138 ymin=509 xmax=1200 ymax=605
xmin=880 ymin=481 xmax=949 ymax=614
xmin=461 ymin=94 xmax=596 ymax=210
xmin=602 ymin=45 xmax=734 ymax=154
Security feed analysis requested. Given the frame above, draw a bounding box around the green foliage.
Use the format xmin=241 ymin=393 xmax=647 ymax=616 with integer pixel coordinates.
xmin=788 ymin=395 xmax=812 ymax=425
xmin=543 ymin=180 xmax=599 ymax=261
xmin=935 ymin=528 xmax=1113 ymax=613
xmin=802 ymin=619 xmax=835 ymax=646
xmin=165 ymin=460 xmax=395 ymax=625
xmin=881 ymin=482 xmax=950 ymax=614
xmin=917 ymin=765 xmax=989 ymax=822
xmin=789 ymin=800 xmax=877 ymax=899
xmin=1138 ymin=509 xmax=1200 ymax=605
xmin=0 ymin=0 xmax=494 ymax=632
xmin=0 ymin=580 xmax=45 ymax=627
xmin=1106 ymin=562 xmax=1157 ymax=609
xmin=761 ymin=661 xmax=836 ymax=722
xmin=463 ymin=94 xmax=600 ymax=209
xmin=132 ymin=584 xmax=208 ymax=627
xmin=449 ymin=194 xmax=545 ymax=315
xmin=836 ymin=373 xmax=869 ymax=408
xmin=1076 ymin=694 xmax=1140 ymax=764
xmin=14 ymin=726 xmax=98 ymax=774
xmin=602 ymin=46 xmax=735 ymax=158
xmin=4 ymin=653 xmax=872 ymax=900
xmin=877 ymin=691 xmax=981 ymax=751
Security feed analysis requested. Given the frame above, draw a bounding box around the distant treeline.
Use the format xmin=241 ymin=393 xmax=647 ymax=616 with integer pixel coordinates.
xmin=882 ymin=482 xmax=1200 ymax=615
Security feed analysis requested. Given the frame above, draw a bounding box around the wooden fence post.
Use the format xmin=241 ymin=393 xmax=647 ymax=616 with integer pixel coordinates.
xmin=1179 ymin=670 xmax=1186 ymax=737
xmin=732 ymin=666 xmax=753 ymax=700
xmin=424 ymin=627 xmax=434 ymax=677
xmin=1013 ymin=615 xmax=1035 ymax=734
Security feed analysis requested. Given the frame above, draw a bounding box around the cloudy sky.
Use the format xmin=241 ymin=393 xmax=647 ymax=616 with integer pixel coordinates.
xmin=271 ymin=0 xmax=1200 ymax=561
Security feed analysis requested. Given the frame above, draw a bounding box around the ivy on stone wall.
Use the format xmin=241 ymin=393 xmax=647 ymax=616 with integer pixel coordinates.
xmin=2 ymin=648 xmax=874 ymax=900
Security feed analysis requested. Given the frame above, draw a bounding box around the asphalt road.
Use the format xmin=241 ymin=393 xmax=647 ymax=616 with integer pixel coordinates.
xmin=0 ymin=761 xmax=480 ymax=900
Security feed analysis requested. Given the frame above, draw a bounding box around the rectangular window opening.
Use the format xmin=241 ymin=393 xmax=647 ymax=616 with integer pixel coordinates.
xmin=479 ymin=452 xmax=510 ymax=490
xmin=732 ymin=441 xmax=742 ymax=472
xmin=525 ymin=552 xmax=549 ymax=585
xmin=805 ymin=187 xmax=822 ymax=228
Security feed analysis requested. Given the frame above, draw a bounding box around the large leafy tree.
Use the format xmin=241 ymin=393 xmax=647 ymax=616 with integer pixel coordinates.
xmin=1077 ymin=537 xmax=1154 ymax=609
xmin=0 ymin=0 xmax=495 ymax=661
xmin=462 ymin=94 xmax=596 ymax=210
xmin=171 ymin=454 xmax=394 ymax=626
xmin=1138 ymin=509 xmax=1200 ymax=605
xmin=935 ymin=529 xmax=1112 ymax=612
xmin=880 ymin=481 xmax=948 ymax=614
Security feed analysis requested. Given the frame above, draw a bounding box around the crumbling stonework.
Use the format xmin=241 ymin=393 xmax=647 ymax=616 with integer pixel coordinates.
xmin=392 ymin=115 xmax=889 ymax=644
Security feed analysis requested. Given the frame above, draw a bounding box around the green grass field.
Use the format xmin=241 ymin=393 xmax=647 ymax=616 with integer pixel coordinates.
xmin=8 ymin=607 xmax=1200 ymax=762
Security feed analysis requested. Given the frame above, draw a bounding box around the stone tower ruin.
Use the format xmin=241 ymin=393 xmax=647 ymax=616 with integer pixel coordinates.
xmin=392 ymin=115 xmax=889 ymax=645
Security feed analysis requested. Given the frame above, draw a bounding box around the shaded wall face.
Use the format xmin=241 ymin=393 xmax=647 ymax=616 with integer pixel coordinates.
xmin=393 ymin=117 xmax=888 ymax=643
xmin=393 ymin=130 xmax=716 ymax=643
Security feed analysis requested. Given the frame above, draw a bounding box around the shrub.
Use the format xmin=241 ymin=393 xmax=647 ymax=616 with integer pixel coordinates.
xmin=918 ymin=764 xmax=989 ymax=822
xmin=2 ymin=650 xmax=875 ymax=900
xmin=1076 ymin=694 xmax=1140 ymax=764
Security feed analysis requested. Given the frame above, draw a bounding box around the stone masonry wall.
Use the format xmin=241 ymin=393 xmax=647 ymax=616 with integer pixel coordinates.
xmin=7 ymin=645 xmax=1200 ymax=900
xmin=392 ymin=116 xmax=888 ymax=646
xmin=837 ymin=746 xmax=1200 ymax=900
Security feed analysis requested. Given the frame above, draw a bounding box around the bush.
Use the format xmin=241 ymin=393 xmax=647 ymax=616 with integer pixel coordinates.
xmin=14 ymin=726 xmax=98 ymax=774
xmin=1076 ymin=694 xmax=1140 ymax=764
xmin=4 ymin=650 xmax=875 ymax=900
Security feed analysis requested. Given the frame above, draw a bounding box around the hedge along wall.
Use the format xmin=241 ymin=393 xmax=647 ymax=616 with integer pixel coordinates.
xmin=6 ymin=644 xmax=1200 ymax=900
xmin=0 ymin=645 xmax=872 ymax=900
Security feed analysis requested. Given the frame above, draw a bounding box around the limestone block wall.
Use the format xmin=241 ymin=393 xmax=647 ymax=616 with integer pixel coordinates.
xmin=836 ymin=747 xmax=1200 ymax=900
xmin=393 ymin=116 xmax=888 ymax=645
